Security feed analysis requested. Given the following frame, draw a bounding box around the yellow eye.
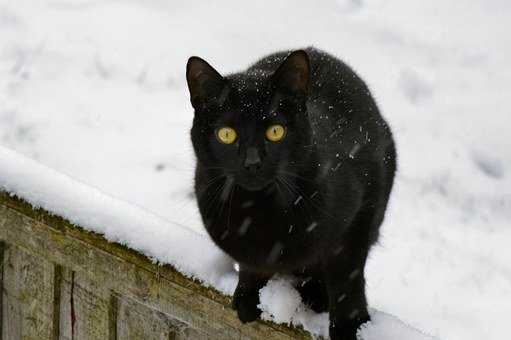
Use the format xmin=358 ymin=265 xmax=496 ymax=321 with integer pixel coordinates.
xmin=266 ymin=124 xmax=286 ymax=142
xmin=216 ymin=127 xmax=237 ymax=144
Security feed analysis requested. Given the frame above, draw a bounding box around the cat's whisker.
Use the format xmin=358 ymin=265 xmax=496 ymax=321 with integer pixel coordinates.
xmin=273 ymin=178 xmax=288 ymax=204
xmin=277 ymin=170 xmax=317 ymax=184
xmin=277 ymin=176 xmax=315 ymax=222
xmin=275 ymin=176 xmax=312 ymax=223
xmin=279 ymin=175 xmax=335 ymax=220
xmin=200 ymin=178 xmax=228 ymax=219
xmin=211 ymin=177 xmax=236 ymax=229
xmin=197 ymin=175 xmax=226 ymax=200
xmin=226 ymin=182 xmax=236 ymax=231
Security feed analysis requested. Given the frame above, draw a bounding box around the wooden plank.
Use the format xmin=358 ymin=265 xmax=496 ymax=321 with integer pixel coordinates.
xmin=0 ymin=241 xmax=4 ymax=339
xmin=115 ymin=294 xmax=205 ymax=340
xmin=0 ymin=192 xmax=311 ymax=340
xmin=52 ymin=265 xmax=62 ymax=340
xmin=1 ymin=243 xmax=57 ymax=340
xmin=58 ymin=268 xmax=112 ymax=340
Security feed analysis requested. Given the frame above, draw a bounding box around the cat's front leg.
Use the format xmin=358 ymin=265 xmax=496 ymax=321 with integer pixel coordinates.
xmin=232 ymin=266 xmax=270 ymax=323
xmin=323 ymin=253 xmax=370 ymax=340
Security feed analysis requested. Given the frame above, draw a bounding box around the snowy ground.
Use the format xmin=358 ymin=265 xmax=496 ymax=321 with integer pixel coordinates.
xmin=0 ymin=0 xmax=510 ymax=339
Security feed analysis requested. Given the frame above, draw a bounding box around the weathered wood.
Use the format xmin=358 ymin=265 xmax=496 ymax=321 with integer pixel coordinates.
xmin=0 ymin=192 xmax=311 ymax=340
xmin=1 ymin=244 xmax=57 ymax=340
xmin=115 ymin=294 xmax=205 ymax=340
xmin=58 ymin=268 xmax=112 ymax=340
xmin=0 ymin=241 xmax=4 ymax=339
xmin=52 ymin=265 xmax=62 ymax=340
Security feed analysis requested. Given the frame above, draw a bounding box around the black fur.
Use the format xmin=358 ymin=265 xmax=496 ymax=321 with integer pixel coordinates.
xmin=186 ymin=47 xmax=396 ymax=340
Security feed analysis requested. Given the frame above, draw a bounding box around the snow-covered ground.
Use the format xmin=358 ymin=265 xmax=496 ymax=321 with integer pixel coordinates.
xmin=0 ymin=0 xmax=509 ymax=339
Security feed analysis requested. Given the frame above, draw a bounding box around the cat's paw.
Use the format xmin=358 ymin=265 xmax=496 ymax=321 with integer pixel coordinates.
xmin=330 ymin=325 xmax=358 ymax=340
xmin=297 ymin=279 xmax=329 ymax=313
xmin=305 ymin=296 xmax=329 ymax=313
xmin=329 ymin=315 xmax=369 ymax=340
xmin=231 ymin=288 xmax=262 ymax=323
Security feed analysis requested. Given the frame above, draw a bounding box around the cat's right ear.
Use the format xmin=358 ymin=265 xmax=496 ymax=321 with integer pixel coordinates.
xmin=186 ymin=56 xmax=228 ymax=110
xmin=271 ymin=50 xmax=310 ymax=100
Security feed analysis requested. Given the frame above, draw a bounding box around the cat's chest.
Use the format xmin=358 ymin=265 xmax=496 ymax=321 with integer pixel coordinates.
xmin=208 ymin=189 xmax=322 ymax=244
xmin=207 ymin=195 xmax=324 ymax=270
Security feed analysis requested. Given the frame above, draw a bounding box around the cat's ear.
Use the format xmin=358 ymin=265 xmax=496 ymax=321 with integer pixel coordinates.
xmin=271 ymin=50 xmax=310 ymax=99
xmin=186 ymin=56 xmax=228 ymax=110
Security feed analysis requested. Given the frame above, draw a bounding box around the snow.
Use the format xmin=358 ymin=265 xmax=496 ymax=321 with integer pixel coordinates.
xmin=259 ymin=277 xmax=303 ymax=325
xmin=0 ymin=144 xmax=238 ymax=295
xmin=0 ymin=134 xmax=432 ymax=340
xmin=1 ymin=0 xmax=510 ymax=339
xmin=359 ymin=311 xmax=438 ymax=340
xmin=258 ymin=277 xmax=437 ymax=340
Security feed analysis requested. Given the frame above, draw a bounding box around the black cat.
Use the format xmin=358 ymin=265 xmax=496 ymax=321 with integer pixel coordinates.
xmin=186 ymin=47 xmax=396 ymax=340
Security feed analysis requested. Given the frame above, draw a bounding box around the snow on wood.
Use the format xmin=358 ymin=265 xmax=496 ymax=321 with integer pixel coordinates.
xmin=0 ymin=146 xmax=434 ymax=339
xmin=1 ymin=1 xmax=510 ymax=339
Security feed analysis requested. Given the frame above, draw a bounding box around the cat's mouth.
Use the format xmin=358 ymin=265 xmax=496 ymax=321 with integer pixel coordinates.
xmin=235 ymin=176 xmax=273 ymax=192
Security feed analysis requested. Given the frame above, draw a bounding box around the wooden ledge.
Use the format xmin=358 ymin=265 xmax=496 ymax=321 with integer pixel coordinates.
xmin=0 ymin=191 xmax=311 ymax=339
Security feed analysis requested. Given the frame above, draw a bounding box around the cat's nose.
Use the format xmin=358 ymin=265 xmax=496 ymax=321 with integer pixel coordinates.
xmin=244 ymin=147 xmax=262 ymax=173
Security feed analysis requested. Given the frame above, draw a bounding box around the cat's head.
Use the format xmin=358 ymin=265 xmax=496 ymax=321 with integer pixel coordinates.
xmin=186 ymin=50 xmax=312 ymax=191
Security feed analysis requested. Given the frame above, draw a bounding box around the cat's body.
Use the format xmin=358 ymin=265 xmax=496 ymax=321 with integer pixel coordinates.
xmin=187 ymin=47 xmax=396 ymax=340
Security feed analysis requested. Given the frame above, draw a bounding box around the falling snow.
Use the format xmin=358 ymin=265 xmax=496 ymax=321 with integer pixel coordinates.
xmin=267 ymin=242 xmax=284 ymax=264
xmin=337 ymin=294 xmax=347 ymax=303
xmin=294 ymin=195 xmax=303 ymax=205
xmin=237 ymin=216 xmax=252 ymax=235
xmin=0 ymin=1 xmax=508 ymax=339
xmin=349 ymin=269 xmax=360 ymax=280
xmin=349 ymin=143 xmax=361 ymax=159
xmin=306 ymin=221 xmax=318 ymax=232
xmin=241 ymin=200 xmax=254 ymax=208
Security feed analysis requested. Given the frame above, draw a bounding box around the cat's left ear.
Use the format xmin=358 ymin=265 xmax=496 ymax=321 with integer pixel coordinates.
xmin=271 ymin=50 xmax=310 ymax=99
xmin=186 ymin=56 xmax=228 ymax=110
